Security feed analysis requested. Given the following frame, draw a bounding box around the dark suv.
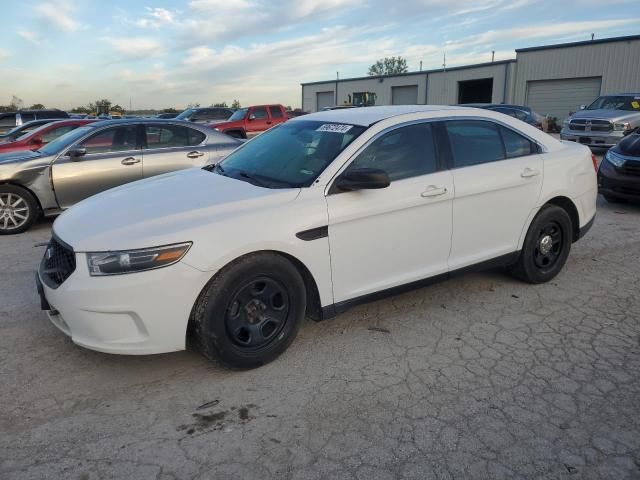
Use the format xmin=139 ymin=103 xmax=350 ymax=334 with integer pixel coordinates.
xmin=175 ymin=107 xmax=234 ymax=124
xmin=598 ymin=129 xmax=640 ymax=202
xmin=0 ymin=109 xmax=69 ymax=135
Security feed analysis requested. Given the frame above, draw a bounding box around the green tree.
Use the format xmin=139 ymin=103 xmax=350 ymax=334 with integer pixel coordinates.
xmin=162 ymin=107 xmax=179 ymax=113
xmin=111 ymin=104 xmax=125 ymax=114
xmin=187 ymin=102 xmax=200 ymax=108
xmin=29 ymin=103 xmax=45 ymax=109
xmin=231 ymin=99 xmax=241 ymax=109
xmin=368 ymin=56 xmax=409 ymax=76
xmin=211 ymin=102 xmax=228 ymax=108
xmin=70 ymin=106 xmax=91 ymax=114
xmin=95 ymin=99 xmax=112 ymax=115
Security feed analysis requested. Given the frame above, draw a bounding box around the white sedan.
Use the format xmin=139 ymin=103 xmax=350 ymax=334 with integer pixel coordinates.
xmin=37 ymin=106 xmax=597 ymax=369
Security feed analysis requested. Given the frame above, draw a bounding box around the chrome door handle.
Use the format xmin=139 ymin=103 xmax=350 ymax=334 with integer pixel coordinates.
xmin=121 ymin=157 xmax=140 ymax=165
xmin=421 ymin=185 xmax=448 ymax=198
xmin=187 ymin=151 xmax=205 ymax=158
xmin=521 ymin=167 xmax=540 ymax=178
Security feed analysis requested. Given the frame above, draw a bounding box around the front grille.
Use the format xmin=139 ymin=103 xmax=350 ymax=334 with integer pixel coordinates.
xmin=620 ymin=160 xmax=640 ymax=176
xmin=569 ymin=119 xmax=613 ymax=133
xmin=40 ymin=237 xmax=76 ymax=289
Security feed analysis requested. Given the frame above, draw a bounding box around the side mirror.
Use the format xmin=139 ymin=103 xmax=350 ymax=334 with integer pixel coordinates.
xmin=248 ymin=114 xmax=256 ymax=121
xmin=579 ymin=105 xmax=586 ymax=110
xmin=67 ymin=147 xmax=87 ymax=160
xmin=335 ymin=167 xmax=390 ymax=192
xmin=30 ymin=137 xmax=43 ymax=145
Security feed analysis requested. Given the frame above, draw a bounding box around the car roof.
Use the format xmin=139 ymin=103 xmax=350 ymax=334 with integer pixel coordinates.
xmin=85 ymin=118 xmax=208 ymax=128
xmin=293 ymin=105 xmax=474 ymax=126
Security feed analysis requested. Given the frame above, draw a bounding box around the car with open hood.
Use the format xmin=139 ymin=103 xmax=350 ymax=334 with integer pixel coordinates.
xmin=36 ymin=105 xmax=597 ymax=369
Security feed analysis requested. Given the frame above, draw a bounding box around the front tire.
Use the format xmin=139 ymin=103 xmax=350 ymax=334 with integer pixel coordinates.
xmin=512 ymin=205 xmax=572 ymax=284
xmin=191 ymin=253 xmax=306 ymax=369
xmin=0 ymin=185 xmax=39 ymax=235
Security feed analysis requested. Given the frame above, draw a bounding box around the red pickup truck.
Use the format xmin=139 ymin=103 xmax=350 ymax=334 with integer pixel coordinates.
xmin=209 ymin=104 xmax=288 ymax=139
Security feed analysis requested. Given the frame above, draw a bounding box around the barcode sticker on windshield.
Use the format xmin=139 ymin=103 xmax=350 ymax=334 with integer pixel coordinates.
xmin=316 ymin=124 xmax=352 ymax=133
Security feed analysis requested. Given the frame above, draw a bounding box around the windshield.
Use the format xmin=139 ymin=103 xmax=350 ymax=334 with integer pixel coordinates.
xmin=228 ymin=108 xmax=248 ymax=121
xmin=175 ymin=108 xmax=196 ymax=120
xmin=37 ymin=126 xmax=93 ymax=155
xmin=587 ymin=95 xmax=640 ymax=112
xmin=215 ymin=120 xmax=366 ymax=188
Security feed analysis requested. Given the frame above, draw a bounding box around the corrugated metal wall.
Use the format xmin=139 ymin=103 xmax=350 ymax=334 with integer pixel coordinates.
xmin=426 ymin=62 xmax=515 ymax=104
xmin=513 ymin=39 xmax=640 ymax=104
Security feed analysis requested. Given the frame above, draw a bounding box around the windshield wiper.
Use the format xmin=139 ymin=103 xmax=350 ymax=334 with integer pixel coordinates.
xmin=238 ymin=170 xmax=269 ymax=187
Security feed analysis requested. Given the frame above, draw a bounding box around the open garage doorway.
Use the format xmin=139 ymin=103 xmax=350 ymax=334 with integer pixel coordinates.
xmin=458 ymin=78 xmax=493 ymax=104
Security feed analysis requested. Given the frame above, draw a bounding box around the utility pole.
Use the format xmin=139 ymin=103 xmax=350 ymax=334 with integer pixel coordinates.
xmin=492 ymin=50 xmax=495 ymax=62
xmin=419 ymin=60 xmax=423 ymax=72
xmin=335 ymin=72 xmax=339 ymax=105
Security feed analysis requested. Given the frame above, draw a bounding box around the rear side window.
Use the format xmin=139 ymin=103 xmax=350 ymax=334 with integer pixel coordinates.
xmin=35 ymin=111 xmax=64 ymax=120
xmin=445 ymin=120 xmax=505 ymax=168
xmin=269 ymin=106 xmax=283 ymax=119
xmin=145 ymin=125 xmax=189 ymax=148
xmin=211 ymin=109 xmax=231 ymax=120
xmin=348 ymin=123 xmax=437 ymax=182
xmin=20 ymin=113 xmax=36 ymax=123
xmin=500 ymin=126 xmax=537 ymax=158
xmin=187 ymin=128 xmax=206 ymax=145
xmin=0 ymin=114 xmax=16 ymax=128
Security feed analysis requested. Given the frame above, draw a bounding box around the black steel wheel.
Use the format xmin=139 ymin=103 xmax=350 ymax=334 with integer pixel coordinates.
xmin=512 ymin=205 xmax=573 ymax=284
xmin=191 ymin=253 xmax=306 ymax=369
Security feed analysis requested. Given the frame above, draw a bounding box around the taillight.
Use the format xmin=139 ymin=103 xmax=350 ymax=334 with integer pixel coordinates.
xmin=591 ymin=153 xmax=598 ymax=172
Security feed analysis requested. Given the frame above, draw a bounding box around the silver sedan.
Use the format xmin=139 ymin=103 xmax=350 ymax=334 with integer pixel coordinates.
xmin=0 ymin=119 xmax=242 ymax=234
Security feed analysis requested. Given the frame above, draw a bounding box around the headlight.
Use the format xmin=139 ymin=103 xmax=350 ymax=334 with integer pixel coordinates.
xmin=605 ymin=150 xmax=625 ymax=167
xmin=613 ymin=122 xmax=630 ymax=132
xmin=87 ymin=242 xmax=192 ymax=276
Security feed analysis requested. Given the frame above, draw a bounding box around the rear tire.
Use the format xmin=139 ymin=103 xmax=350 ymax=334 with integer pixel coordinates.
xmin=191 ymin=253 xmax=306 ymax=369
xmin=0 ymin=184 xmax=39 ymax=235
xmin=511 ymin=205 xmax=572 ymax=284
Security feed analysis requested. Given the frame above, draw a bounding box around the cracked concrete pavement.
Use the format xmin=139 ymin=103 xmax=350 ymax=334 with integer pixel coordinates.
xmin=1 ymin=191 xmax=639 ymax=479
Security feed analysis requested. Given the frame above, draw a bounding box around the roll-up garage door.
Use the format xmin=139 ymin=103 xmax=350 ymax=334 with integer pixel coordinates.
xmin=316 ymin=91 xmax=335 ymax=111
xmin=392 ymin=85 xmax=418 ymax=105
xmin=525 ymin=77 xmax=601 ymax=122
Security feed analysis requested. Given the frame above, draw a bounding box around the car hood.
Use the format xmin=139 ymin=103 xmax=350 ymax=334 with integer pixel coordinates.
xmin=614 ymin=133 xmax=640 ymax=157
xmin=53 ymin=168 xmax=301 ymax=252
xmin=0 ymin=149 xmax=42 ymax=165
xmin=570 ymin=109 xmax=638 ymax=122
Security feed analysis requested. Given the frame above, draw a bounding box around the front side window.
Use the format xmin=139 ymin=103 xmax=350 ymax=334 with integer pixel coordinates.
xmin=445 ymin=120 xmax=505 ymax=168
xmin=81 ymin=126 xmax=138 ymax=154
xmin=347 ymin=123 xmax=437 ymax=182
xmin=145 ymin=125 xmax=189 ymax=148
xmin=217 ymin=120 xmax=366 ymax=188
xmin=251 ymin=107 xmax=268 ymax=120
xmin=211 ymin=109 xmax=231 ymax=120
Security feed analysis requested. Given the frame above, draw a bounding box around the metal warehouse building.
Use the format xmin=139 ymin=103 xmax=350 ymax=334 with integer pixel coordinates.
xmin=301 ymin=34 xmax=640 ymax=121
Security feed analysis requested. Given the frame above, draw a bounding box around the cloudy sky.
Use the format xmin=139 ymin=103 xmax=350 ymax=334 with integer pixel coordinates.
xmin=0 ymin=0 xmax=637 ymax=110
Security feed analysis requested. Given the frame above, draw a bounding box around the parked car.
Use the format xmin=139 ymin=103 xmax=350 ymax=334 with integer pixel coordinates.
xmin=0 ymin=119 xmax=96 ymax=154
xmin=462 ymin=104 xmax=545 ymax=129
xmin=598 ymin=130 xmax=640 ymax=202
xmin=35 ymin=106 xmax=597 ymax=369
xmin=0 ymin=119 xmax=241 ymax=234
xmin=0 ymin=119 xmax=61 ymax=142
xmin=209 ymin=104 xmax=288 ymax=138
xmin=0 ymin=109 xmax=69 ymax=135
xmin=175 ymin=107 xmax=234 ymax=124
xmin=560 ymin=93 xmax=640 ymax=148
xmin=156 ymin=112 xmax=179 ymax=119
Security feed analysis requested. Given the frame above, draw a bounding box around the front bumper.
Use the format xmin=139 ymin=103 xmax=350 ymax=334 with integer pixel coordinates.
xmin=37 ymin=252 xmax=213 ymax=355
xmin=560 ymin=128 xmax=623 ymax=148
xmin=598 ymin=159 xmax=640 ymax=200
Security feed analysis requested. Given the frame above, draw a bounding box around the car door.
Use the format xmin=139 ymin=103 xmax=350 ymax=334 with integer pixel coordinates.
xmin=52 ymin=125 xmax=142 ymax=208
xmin=246 ymin=106 xmax=271 ymax=136
xmin=142 ymin=123 xmax=210 ymax=177
xmin=326 ymin=122 xmax=454 ymax=303
xmin=444 ymin=119 xmax=543 ymax=269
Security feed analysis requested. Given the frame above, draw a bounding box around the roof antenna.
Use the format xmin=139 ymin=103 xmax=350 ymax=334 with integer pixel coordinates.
xmin=442 ymin=51 xmax=446 ymax=72
xmin=591 ymin=33 xmax=595 ymax=41
xmin=491 ymin=50 xmax=495 ymax=62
